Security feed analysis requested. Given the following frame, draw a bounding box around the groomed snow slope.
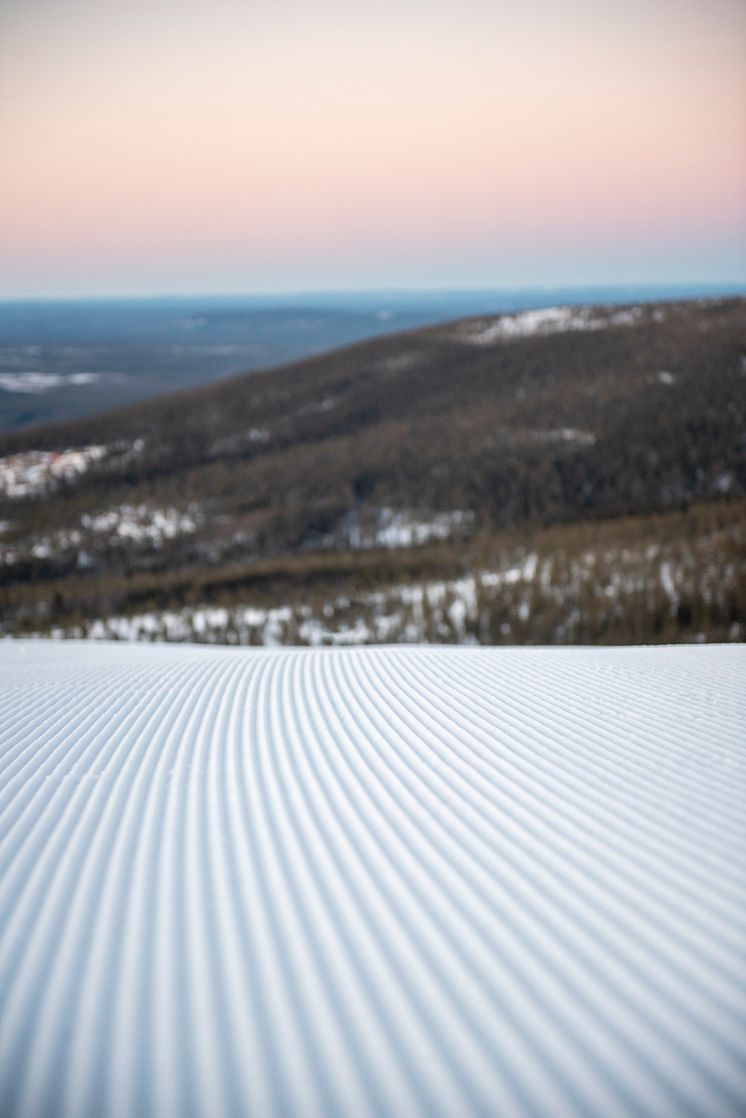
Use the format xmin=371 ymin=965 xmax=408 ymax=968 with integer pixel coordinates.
xmin=0 ymin=642 xmax=744 ymax=1118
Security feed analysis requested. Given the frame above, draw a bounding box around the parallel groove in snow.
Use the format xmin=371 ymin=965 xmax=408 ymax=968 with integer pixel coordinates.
xmin=0 ymin=642 xmax=744 ymax=1117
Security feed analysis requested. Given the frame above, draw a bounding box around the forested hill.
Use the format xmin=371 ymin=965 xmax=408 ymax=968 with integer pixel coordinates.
xmin=1 ymin=297 xmax=744 ymax=643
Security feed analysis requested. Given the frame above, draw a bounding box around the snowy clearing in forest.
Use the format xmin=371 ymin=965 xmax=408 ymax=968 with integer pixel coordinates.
xmin=0 ymin=641 xmax=744 ymax=1118
xmin=0 ymin=446 xmax=107 ymax=499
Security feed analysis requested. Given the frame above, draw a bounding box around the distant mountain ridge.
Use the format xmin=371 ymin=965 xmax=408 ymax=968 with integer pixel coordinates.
xmin=1 ymin=284 xmax=743 ymax=431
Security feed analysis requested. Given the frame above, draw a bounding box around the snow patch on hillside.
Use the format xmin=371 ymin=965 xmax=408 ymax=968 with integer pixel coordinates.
xmin=348 ymin=508 xmax=474 ymax=550
xmin=0 ymin=445 xmax=107 ymax=499
xmin=81 ymin=503 xmax=200 ymax=545
xmin=462 ymin=304 xmax=644 ymax=344
xmin=0 ymin=372 xmax=103 ymax=394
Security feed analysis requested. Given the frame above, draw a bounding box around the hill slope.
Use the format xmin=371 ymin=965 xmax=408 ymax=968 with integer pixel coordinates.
xmin=0 ymin=641 xmax=744 ymax=1117
xmin=1 ymin=297 xmax=744 ymax=642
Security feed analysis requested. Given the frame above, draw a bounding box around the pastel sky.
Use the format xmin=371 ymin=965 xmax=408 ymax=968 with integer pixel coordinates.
xmin=1 ymin=0 xmax=745 ymax=296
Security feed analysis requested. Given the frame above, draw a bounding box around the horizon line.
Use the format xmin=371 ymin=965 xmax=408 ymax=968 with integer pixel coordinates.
xmin=1 ymin=279 xmax=745 ymax=304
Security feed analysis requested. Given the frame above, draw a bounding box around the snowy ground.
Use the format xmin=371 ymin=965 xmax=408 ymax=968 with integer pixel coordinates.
xmin=0 ymin=372 xmax=104 ymax=395
xmin=0 ymin=642 xmax=744 ymax=1118
xmin=0 ymin=446 xmax=107 ymax=499
xmin=458 ymin=304 xmax=645 ymax=344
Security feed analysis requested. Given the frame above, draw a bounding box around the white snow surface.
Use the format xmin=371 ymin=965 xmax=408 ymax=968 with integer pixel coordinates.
xmin=81 ymin=503 xmax=199 ymax=544
xmin=0 ymin=446 xmax=107 ymax=499
xmin=0 ymin=372 xmax=102 ymax=395
xmin=461 ymin=304 xmax=644 ymax=344
xmin=347 ymin=508 xmax=474 ymax=551
xmin=0 ymin=641 xmax=744 ymax=1118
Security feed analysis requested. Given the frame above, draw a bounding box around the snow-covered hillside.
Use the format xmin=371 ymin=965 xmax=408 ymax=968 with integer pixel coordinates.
xmin=0 ymin=642 xmax=744 ymax=1117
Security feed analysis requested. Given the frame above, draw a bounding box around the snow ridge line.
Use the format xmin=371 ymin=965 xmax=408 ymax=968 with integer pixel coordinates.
xmin=0 ymin=641 xmax=744 ymax=1118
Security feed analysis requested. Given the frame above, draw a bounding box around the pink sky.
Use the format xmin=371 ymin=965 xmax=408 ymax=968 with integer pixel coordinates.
xmin=1 ymin=0 xmax=744 ymax=295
